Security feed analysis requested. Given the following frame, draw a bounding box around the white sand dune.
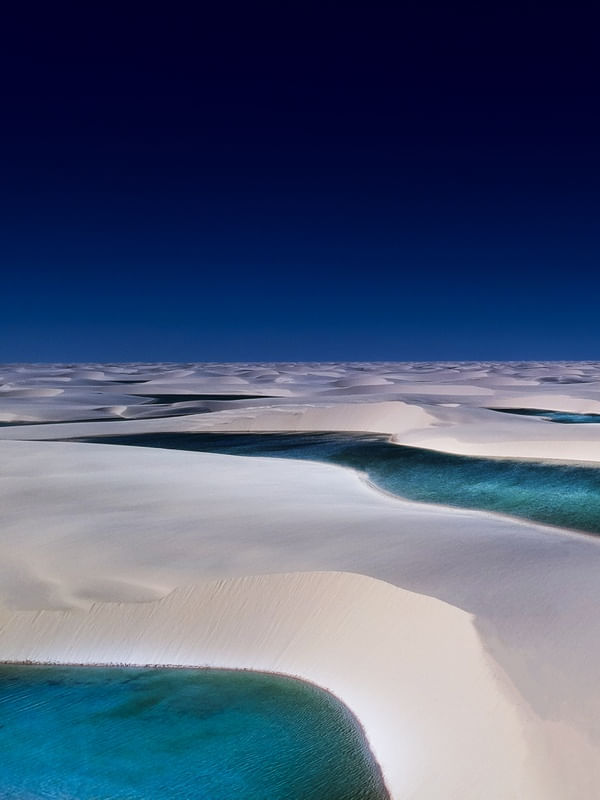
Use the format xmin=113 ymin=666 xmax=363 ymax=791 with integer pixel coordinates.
xmin=3 ymin=361 xmax=600 ymax=461
xmin=0 ymin=399 xmax=437 ymax=440
xmin=0 ymin=572 xmax=553 ymax=800
xmin=2 ymin=363 xmax=600 ymax=797
xmin=393 ymin=402 xmax=600 ymax=461
xmin=2 ymin=437 xmax=600 ymax=796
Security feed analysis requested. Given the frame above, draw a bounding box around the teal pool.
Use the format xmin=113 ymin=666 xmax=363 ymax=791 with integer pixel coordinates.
xmin=0 ymin=664 xmax=388 ymax=800
xmin=489 ymin=407 xmax=600 ymax=423
xmin=77 ymin=431 xmax=600 ymax=534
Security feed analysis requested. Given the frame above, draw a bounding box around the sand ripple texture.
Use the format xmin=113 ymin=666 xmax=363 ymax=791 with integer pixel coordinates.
xmin=2 ymin=362 xmax=600 ymax=798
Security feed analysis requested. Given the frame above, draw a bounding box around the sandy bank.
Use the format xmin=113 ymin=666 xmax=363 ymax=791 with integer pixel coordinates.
xmin=0 ymin=399 xmax=436 ymax=440
xmin=0 ymin=571 xmax=551 ymax=800
xmin=2 ymin=437 xmax=600 ymax=796
xmin=4 ymin=361 xmax=600 ymax=465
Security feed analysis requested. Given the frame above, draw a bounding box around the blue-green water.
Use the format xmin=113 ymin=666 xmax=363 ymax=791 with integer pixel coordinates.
xmin=0 ymin=664 xmax=388 ymax=800
xmin=490 ymin=407 xmax=600 ymax=423
xmin=78 ymin=431 xmax=600 ymax=534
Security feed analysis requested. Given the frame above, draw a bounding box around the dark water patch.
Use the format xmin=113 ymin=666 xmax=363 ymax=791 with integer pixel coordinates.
xmin=538 ymin=376 xmax=595 ymax=384
xmin=0 ymin=410 xmax=211 ymax=427
xmin=75 ymin=431 xmax=600 ymax=534
xmin=0 ymin=418 xmax=113 ymax=427
xmin=129 ymin=408 xmax=212 ymax=418
xmin=490 ymin=407 xmax=600 ymax=424
xmin=0 ymin=664 xmax=387 ymax=800
xmin=131 ymin=393 xmax=276 ymax=403
xmin=0 ymin=420 xmax=41 ymax=426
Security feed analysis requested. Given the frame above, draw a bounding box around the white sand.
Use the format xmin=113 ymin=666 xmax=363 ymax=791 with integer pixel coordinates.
xmin=0 ymin=572 xmax=553 ymax=800
xmin=3 ymin=363 xmax=600 ymax=796
xmin=2 ymin=436 xmax=600 ymax=796
xmin=3 ymin=361 xmax=600 ymax=462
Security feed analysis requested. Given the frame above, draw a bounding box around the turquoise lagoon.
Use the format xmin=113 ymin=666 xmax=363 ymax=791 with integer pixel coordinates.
xmin=489 ymin=407 xmax=600 ymax=424
xmin=0 ymin=664 xmax=388 ymax=800
xmin=79 ymin=431 xmax=600 ymax=534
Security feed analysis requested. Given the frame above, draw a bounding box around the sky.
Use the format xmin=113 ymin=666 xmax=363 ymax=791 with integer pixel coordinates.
xmin=1 ymin=4 xmax=599 ymax=362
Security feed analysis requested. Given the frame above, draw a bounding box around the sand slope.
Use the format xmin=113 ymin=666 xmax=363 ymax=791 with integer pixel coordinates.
xmin=3 ymin=363 xmax=600 ymax=797
xmin=0 ymin=572 xmax=553 ymax=800
xmin=3 ymin=361 xmax=600 ymax=461
xmin=2 ymin=438 xmax=600 ymax=796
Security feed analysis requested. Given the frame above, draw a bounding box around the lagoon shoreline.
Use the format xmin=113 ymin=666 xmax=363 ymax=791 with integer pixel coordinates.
xmin=2 ymin=362 xmax=600 ymax=798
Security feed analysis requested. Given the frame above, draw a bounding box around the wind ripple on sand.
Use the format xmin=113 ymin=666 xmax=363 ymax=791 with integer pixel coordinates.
xmin=0 ymin=572 xmax=557 ymax=800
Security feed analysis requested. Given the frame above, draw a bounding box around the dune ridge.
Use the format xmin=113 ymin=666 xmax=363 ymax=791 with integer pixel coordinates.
xmin=3 ymin=363 xmax=600 ymax=797
xmin=0 ymin=571 xmax=557 ymax=800
xmin=2 ymin=362 xmax=600 ymax=461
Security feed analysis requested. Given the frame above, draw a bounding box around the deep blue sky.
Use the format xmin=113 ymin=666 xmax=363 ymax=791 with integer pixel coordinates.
xmin=2 ymin=4 xmax=599 ymax=362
